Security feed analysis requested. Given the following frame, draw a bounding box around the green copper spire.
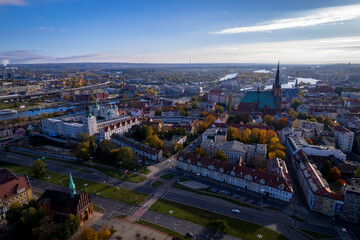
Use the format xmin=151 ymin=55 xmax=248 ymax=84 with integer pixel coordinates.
xmin=69 ymin=172 xmax=76 ymax=198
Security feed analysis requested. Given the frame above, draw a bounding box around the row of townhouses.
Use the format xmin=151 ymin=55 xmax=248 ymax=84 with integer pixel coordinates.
xmin=177 ymin=152 xmax=293 ymax=202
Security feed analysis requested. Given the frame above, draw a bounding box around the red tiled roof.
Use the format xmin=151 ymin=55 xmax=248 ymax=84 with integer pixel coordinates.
xmin=0 ymin=168 xmax=31 ymax=202
xmin=177 ymin=152 xmax=293 ymax=193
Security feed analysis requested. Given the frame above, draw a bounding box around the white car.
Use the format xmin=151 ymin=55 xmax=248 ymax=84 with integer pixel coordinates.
xmin=232 ymin=209 xmax=240 ymax=214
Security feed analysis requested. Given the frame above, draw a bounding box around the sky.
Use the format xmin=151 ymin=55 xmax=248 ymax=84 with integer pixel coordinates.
xmin=0 ymin=0 xmax=360 ymax=64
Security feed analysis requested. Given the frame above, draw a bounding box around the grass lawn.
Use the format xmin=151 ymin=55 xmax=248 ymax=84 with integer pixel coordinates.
xmin=117 ymin=215 xmax=127 ymax=219
xmin=11 ymin=151 xmax=147 ymax=183
xmin=299 ymin=229 xmax=334 ymax=239
xmin=138 ymin=220 xmax=185 ymax=239
xmin=290 ymin=215 xmax=306 ymax=223
xmin=264 ymin=206 xmax=281 ymax=211
xmin=178 ymin=177 xmax=189 ymax=182
xmin=160 ymin=174 xmax=175 ymax=180
xmin=173 ymin=183 xmax=259 ymax=210
xmin=152 ymin=180 xmax=163 ymax=189
xmin=0 ymin=162 xmax=148 ymax=206
xmin=93 ymin=205 xmax=104 ymax=211
xmin=150 ymin=198 xmax=288 ymax=240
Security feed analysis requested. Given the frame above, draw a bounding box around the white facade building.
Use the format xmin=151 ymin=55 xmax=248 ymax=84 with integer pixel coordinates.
xmin=333 ymin=126 xmax=354 ymax=153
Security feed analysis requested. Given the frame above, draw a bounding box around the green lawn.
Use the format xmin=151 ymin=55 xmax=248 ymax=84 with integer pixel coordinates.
xmin=178 ymin=177 xmax=189 ymax=182
xmin=93 ymin=205 xmax=104 ymax=211
xmin=299 ymin=229 xmax=334 ymax=239
xmin=172 ymin=183 xmax=259 ymax=210
xmin=150 ymin=198 xmax=288 ymax=240
xmin=152 ymin=180 xmax=163 ymax=189
xmin=0 ymin=163 xmax=148 ymax=206
xmin=160 ymin=174 xmax=175 ymax=180
xmin=138 ymin=220 xmax=185 ymax=239
xmin=58 ymin=164 xmax=93 ymax=174
xmin=10 ymin=151 xmax=147 ymax=183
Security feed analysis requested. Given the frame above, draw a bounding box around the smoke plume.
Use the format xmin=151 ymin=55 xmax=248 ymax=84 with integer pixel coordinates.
xmin=2 ymin=59 xmax=9 ymax=66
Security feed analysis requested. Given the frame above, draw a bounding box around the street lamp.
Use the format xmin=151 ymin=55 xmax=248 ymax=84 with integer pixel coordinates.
xmin=196 ymin=173 xmax=200 ymax=182
xmin=260 ymin=188 xmax=265 ymax=205
xmin=119 ymin=162 xmax=123 ymax=176
xmin=47 ymin=175 xmax=51 ymax=190
xmin=169 ymin=210 xmax=174 ymax=230
xmin=84 ymin=183 xmax=88 ymax=196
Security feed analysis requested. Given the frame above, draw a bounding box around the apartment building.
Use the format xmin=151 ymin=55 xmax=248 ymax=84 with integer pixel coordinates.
xmin=343 ymin=178 xmax=360 ymax=223
xmin=332 ymin=126 xmax=354 ymax=153
xmin=177 ymin=152 xmax=293 ymax=202
xmin=292 ymin=151 xmax=343 ymax=217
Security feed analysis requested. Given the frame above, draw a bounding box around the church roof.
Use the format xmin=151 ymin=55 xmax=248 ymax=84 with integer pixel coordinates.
xmin=241 ymin=91 xmax=276 ymax=108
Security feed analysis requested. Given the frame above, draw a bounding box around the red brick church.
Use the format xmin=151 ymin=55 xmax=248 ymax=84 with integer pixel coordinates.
xmin=238 ymin=63 xmax=282 ymax=114
xmin=37 ymin=173 xmax=93 ymax=225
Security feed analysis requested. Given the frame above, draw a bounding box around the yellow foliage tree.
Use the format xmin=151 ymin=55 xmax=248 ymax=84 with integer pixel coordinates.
xmin=98 ymin=228 xmax=111 ymax=240
xmin=79 ymin=227 xmax=98 ymax=240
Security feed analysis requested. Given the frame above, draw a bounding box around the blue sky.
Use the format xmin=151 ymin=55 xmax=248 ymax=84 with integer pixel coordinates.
xmin=0 ymin=0 xmax=359 ymax=64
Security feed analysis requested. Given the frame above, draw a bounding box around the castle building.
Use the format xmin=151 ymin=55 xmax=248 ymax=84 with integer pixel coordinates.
xmin=37 ymin=173 xmax=93 ymax=224
xmin=238 ymin=63 xmax=282 ymax=114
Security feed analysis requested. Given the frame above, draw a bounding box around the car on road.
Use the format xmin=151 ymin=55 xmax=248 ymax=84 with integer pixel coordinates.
xmin=232 ymin=209 xmax=240 ymax=214
xmin=233 ymin=194 xmax=240 ymax=199
xmin=256 ymin=202 xmax=262 ymax=206
xmin=185 ymin=232 xmax=194 ymax=238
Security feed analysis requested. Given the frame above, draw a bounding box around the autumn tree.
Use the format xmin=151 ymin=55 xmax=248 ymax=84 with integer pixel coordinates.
xmin=306 ymin=138 xmax=313 ymax=145
xmin=79 ymin=227 xmax=98 ymax=240
xmin=275 ymin=118 xmax=289 ymax=130
xmin=195 ymin=147 xmax=206 ymax=156
xmin=263 ymin=114 xmax=274 ymax=126
xmin=214 ymin=150 xmax=228 ymax=161
xmin=98 ymin=228 xmax=111 ymax=240
xmin=146 ymin=135 xmax=163 ymax=149
xmin=328 ymin=167 xmax=341 ymax=183
xmin=290 ymin=100 xmax=302 ymax=111
xmin=355 ymin=166 xmax=360 ymax=177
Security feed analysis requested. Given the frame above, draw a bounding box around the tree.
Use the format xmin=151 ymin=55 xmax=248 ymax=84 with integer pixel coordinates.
xmin=195 ymin=147 xmax=206 ymax=156
xmin=215 ymin=105 xmax=224 ymax=115
xmin=321 ymin=160 xmax=332 ymax=177
xmin=76 ymin=148 xmax=90 ymax=161
xmin=205 ymin=114 xmax=216 ymax=125
xmin=355 ymin=166 xmax=360 ymax=177
xmin=5 ymin=203 xmax=23 ymax=227
xmin=306 ymin=138 xmax=313 ymax=145
xmin=328 ymin=167 xmax=341 ymax=183
xmin=207 ymin=219 xmax=229 ymax=233
xmin=98 ymin=228 xmax=111 ymax=240
xmin=32 ymin=159 xmax=46 ymax=178
xmin=214 ymin=150 xmax=228 ymax=161
xmin=146 ymin=135 xmax=163 ymax=149
xmin=198 ymin=122 xmax=208 ymax=133
xmin=263 ymin=115 xmax=274 ymax=126
xmin=191 ymin=101 xmax=199 ymax=109
xmin=275 ymin=118 xmax=289 ymax=130
xmin=290 ymin=100 xmax=302 ymax=111
xmin=79 ymin=227 xmax=98 ymax=240
xmin=174 ymin=143 xmax=183 ymax=152
xmin=268 ymin=151 xmax=276 ymax=159
xmin=274 ymin=149 xmax=285 ymax=159
xmin=250 ymin=128 xmax=260 ymax=143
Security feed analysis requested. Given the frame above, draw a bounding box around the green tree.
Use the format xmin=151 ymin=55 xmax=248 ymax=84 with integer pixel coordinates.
xmin=76 ymin=148 xmax=90 ymax=161
xmin=321 ymin=160 xmax=332 ymax=177
xmin=5 ymin=203 xmax=23 ymax=227
xmin=117 ymin=147 xmax=134 ymax=167
xmin=215 ymin=105 xmax=224 ymax=115
xmin=32 ymin=159 xmax=46 ymax=178
xmin=65 ymin=214 xmax=81 ymax=235
xmin=214 ymin=150 xmax=228 ymax=161
xmin=263 ymin=114 xmax=274 ymax=126
xmin=207 ymin=219 xmax=229 ymax=233
xmin=195 ymin=147 xmax=206 ymax=156
xmin=290 ymin=100 xmax=302 ymax=111
xmin=355 ymin=166 xmax=360 ymax=177
xmin=191 ymin=101 xmax=199 ymax=109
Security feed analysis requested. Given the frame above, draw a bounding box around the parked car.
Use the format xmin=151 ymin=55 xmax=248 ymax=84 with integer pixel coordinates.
xmin=232 ymin=209 xmax=240 ymax=214
xmin=185 ymin=232 xmax=194 ymax=238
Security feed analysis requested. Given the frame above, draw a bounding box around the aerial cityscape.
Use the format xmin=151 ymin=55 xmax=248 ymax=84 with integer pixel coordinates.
xmin=0 ymin=0 xmax=360 ymax=240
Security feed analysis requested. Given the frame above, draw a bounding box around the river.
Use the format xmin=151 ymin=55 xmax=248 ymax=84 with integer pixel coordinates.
xmin=264 ymin=77 xmax=320 ymax=90
xmin=0 ymin=106 xmax=77 ymax=121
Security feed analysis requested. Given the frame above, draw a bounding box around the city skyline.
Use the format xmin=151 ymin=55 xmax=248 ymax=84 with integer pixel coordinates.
xmin=0 ymin=0 xmax=360 ymax=64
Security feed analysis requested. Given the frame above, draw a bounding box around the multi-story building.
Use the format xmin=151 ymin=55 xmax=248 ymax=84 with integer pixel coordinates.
xmin=201 ymin=139 xmax=267 ymax=164
xmin=343 ymin=178 xmax=360 ymax=223
xmin=296 ymin=120 xmax=324 ymax=133
xmin=111 ymin=134 xmax=163 ymax=161
xmin=177 ymin=152 xmax=293 ymax=202
xmin=292 ymin=151 xmax=344 ymax=217
xmin=332 ymin=126 xmax=354 ymax=153
xmin=0 ymin=169 xmax=32 ymax=221
xmin=202 ymin=127 xmax=227 ymax=143
xmin=286 ymin=136 xmax=346 ymax=161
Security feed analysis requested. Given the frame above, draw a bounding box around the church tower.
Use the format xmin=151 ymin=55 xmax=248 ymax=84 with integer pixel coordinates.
xmin=273 ymin=62 xmax=281 ymax=98
xmin=69 ymin=172 xmax=76 ymax=198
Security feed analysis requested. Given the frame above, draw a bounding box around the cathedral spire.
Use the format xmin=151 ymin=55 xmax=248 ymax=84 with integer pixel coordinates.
xmin=69 ymin=172 xmax=76 ymax=198
xmin=274 ymin=62 xmax=280 ymax=88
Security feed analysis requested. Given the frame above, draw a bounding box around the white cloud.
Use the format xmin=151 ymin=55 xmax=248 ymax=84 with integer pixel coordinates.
xmin=0 ymin=0 xmax=27 ymax=6
xmin=39 ymin=27 xmax=46 ymax=31
xmin=2 ymin=36 xmax=360 ymax=64
xmin=215 ymin=4 xmax=360 ymax=34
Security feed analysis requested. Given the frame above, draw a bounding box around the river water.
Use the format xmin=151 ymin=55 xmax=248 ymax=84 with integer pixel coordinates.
xmin=0 ymin=106 xmax=77 ymax=121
